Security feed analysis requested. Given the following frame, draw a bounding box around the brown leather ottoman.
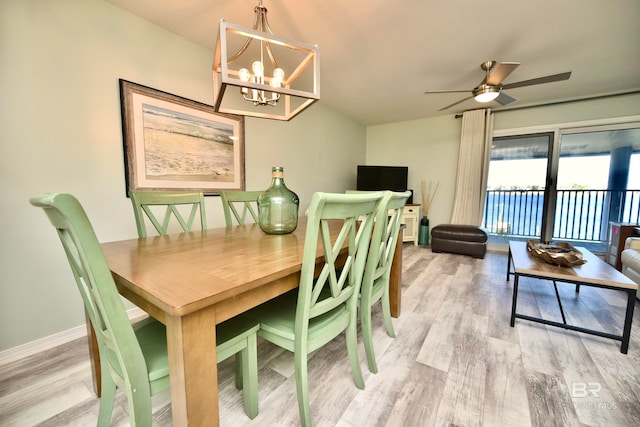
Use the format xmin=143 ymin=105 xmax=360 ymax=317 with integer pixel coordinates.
xmin=431 ymin=224 xmax=488 ymax=259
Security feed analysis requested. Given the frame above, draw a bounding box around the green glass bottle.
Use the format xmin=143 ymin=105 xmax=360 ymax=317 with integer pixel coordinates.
xmin=258 ymin=166 xmax=299 ymax=234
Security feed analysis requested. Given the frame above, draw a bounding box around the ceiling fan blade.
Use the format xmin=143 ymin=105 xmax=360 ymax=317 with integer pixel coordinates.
xmin=424 ymin=89 xmax=471 ymax=94
xmin=438 ymin=95 xmax=474 ymax=111
xmin=485 ymin=62 xmax=520 ymax=85
xmin=494 ymin=92 xmax=517 ymax=106
xmin=502 ymin=71 xmax=572 ymax=90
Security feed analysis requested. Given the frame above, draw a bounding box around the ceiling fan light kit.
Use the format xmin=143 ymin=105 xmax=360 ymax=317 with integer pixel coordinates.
xmin=473 ymin=84 xmax=500 ymax=102
xmin=213 ymin=0 xmax=320 ymax=121
xmin=425 ymin=60 xmax=571 ymax=111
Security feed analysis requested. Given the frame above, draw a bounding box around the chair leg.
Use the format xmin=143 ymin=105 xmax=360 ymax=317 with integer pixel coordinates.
xmin=346 ymin=314 xmax=365 ymax=389
xmin=361 ymin=303 xmax=378 ymax=374
xmin=294 ymin=351 xmax=312 ymax=427
xmin=234 ymin=352 xmax=243 ymax=390
xmin=127 ymin=385 xmax=153 ymax=427
xmin=97 ymin=375 xmax=117 ymax=427
xmin=241 ymin=334 xmax=259 ymax=419
xmin=381 ymin=291 xmax=396 ymax=338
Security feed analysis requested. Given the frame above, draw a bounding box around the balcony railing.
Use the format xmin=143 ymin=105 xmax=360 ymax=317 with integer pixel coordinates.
xmin=483 ymin=189 xmax=640 ymax=242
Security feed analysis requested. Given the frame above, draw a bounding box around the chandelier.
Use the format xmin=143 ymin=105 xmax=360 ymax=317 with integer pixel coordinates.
xmin=213 ymin=0 xmax=320 ymax=121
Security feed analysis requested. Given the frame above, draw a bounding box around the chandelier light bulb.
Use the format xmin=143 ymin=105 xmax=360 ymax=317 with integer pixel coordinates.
xmin=252 ymin=61 xmax=264 ymax=77
xmin=270 ymin=68 xmax=284 ymax=88
xmin=238 ymin=68 xmax=251 ymax=82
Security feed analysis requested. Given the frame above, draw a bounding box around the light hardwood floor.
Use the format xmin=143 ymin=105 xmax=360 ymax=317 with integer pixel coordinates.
xmin=2 ymin=246 xmax=639 ymax=426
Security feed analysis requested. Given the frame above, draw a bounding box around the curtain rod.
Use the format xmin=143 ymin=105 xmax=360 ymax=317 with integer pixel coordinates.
xmin=454 ymin=89 xmax=640 ymax=118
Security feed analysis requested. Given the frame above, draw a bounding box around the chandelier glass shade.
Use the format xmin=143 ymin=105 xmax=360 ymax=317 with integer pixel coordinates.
xmin=213 ymin=1 xmax=320 ymax=121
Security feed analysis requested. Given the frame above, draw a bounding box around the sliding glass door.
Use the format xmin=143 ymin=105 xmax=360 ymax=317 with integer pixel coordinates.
xmin=556 ymin=126 xmax=640 ymax=242
xmin=485 ymin=133 xmax=553 ymax=240
xmin=484 ymin=121 xmax=640 ymax=248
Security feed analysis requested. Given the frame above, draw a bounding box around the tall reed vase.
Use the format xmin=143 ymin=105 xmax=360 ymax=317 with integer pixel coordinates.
xmin=258 ymin=166 xmax=299 ymax=234
xmin=418 ymin=216 xmax=430 ymax=245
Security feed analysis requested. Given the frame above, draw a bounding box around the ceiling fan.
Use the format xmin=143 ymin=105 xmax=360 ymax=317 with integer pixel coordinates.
xmin=425 ymin=61 xmax=571 ymax=111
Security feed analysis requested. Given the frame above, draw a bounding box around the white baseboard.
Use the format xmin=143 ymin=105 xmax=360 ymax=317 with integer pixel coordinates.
xmin=0 ymin=307 xmax=148 ymax=366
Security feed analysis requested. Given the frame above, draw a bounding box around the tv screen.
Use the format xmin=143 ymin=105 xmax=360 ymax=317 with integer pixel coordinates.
xmin=356 ymin=165 xmax=408 ymax=192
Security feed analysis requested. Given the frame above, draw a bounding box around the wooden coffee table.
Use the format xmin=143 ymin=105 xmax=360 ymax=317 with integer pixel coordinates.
xmin=506 ymin=241 xmax=637 ymax=353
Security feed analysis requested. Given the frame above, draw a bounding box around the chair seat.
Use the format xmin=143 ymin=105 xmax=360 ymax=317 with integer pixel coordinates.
xmin=134 ymin=319 xmax=169 ymax=382
xmin=250 ymin=290 xmax=350 ymax=353
xmin=216 ymin=314 xmax=261 ymax=361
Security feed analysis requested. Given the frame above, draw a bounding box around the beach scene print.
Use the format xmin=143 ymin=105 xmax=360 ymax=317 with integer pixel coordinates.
xmin=141 ymin=103 xmax=235 ymax=182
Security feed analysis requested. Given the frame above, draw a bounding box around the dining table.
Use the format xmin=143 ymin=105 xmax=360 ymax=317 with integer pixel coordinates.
xmin=94 ymin=217 xmax=404 ymax=426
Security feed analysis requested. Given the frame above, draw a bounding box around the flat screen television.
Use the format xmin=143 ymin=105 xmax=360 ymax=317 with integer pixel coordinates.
xmin=356 ymin=165 xmax=408 ymax=192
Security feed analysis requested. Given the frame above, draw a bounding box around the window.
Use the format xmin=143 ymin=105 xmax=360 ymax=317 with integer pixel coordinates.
xmin=484 ymin=119 xmax=640 ymax=251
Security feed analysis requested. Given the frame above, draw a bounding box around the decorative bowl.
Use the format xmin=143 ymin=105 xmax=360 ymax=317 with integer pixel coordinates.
xmin=526 ymin=240 xmax=587 ymax=267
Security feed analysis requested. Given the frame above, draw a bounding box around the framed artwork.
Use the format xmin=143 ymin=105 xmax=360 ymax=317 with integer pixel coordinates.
xmin=119 ymin=79 xmax=245 ymax=195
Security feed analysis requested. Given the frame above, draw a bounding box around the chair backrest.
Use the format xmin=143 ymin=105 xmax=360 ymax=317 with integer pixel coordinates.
xmin=129 ymin=190 xmax=206 ymax=237
xmin=30 ymin=193 xmax=153 ymax=409
xmin=297 ymin=192 xmax=383 ymax=328
xmin=219 ymin=190 xmax=263 ymax=226
xmin=361 ymin=190 xmax=411 ymax=300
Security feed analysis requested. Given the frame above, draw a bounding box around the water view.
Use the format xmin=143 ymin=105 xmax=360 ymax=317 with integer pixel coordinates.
xmin=483 ymin=127 xmax=640 ymax=247
xmin=142 ymin=104 xmax=236 ymax=182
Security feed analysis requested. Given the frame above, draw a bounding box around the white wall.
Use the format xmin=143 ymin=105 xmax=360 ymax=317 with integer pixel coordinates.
xmin=366 ymin=116 xmax=461 ymax=226
xmin=0 ymin=0 xmax=365 ymax=352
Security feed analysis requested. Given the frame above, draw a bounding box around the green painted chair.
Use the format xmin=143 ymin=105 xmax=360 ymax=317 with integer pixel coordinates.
xmin=129 ymin=190 xmax=207 ymax=237
xmin=31 ymin=193 xmax=259 ymax=425
xmin=128 ymin=190 xmax=260 ymax=419
xmin=219 ymin=190 xmax=263 ymax=226
xmin=359 ymin=190 xmax=411 ymax=373
xmin=248 ymin=191 xmax=383 ymax=426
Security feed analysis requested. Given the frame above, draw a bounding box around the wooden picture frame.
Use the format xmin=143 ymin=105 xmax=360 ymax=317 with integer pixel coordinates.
xmin=119 ymin=79 xmax=245 ymax=195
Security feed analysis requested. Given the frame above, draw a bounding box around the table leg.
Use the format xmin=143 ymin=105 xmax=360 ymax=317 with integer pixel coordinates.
xmin=552 ymin=281 xmax=567 ymax=324
xmin=166 ymin=307 xmax=219 ymax=426
xmin=621 ymin=290 xmax=636 ymax=354
xmin=390 ymin=228 xmax=404 ymax=318
xmin=506 ymin=246 xmax=512 ymax=282
xmin=510 ymin=274 xmax=519 ymax=327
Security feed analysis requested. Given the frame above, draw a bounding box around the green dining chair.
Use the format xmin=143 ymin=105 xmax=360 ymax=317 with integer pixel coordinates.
xmin=359 ymin=190 xmax=411 ymax=373
xmin=129 ymin=190 xmax=207 ymax=237
xmin=219 ymin=190 xmax=263 ymax=226
xmin=128 ymin=190 xmax=260 ymax=419
xmin=31 ymin=193 xmax=259 ymax=425
xmin=248 ymin=191 xmax=383 ymax=427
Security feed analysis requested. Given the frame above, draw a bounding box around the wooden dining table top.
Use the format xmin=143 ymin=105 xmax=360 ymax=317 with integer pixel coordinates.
xmin=101 ymin=218 xmax=348 ymax=322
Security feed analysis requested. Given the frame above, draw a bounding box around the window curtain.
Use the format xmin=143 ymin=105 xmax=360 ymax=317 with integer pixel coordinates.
xmin=450 ymin=108 xmax=494 ymax=225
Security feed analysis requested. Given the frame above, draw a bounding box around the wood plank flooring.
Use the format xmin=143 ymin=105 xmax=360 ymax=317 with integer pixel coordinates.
xmin=1 ymin=246 xmax=639 ymax=426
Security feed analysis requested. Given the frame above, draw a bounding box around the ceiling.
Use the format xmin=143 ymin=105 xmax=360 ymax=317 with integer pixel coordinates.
xmin=106 ymin=0 xmax=640 ymax=126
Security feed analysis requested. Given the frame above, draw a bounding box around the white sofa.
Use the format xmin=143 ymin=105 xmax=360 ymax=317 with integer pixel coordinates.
xmin=621 ymin=237 xmax=640 ymax=300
